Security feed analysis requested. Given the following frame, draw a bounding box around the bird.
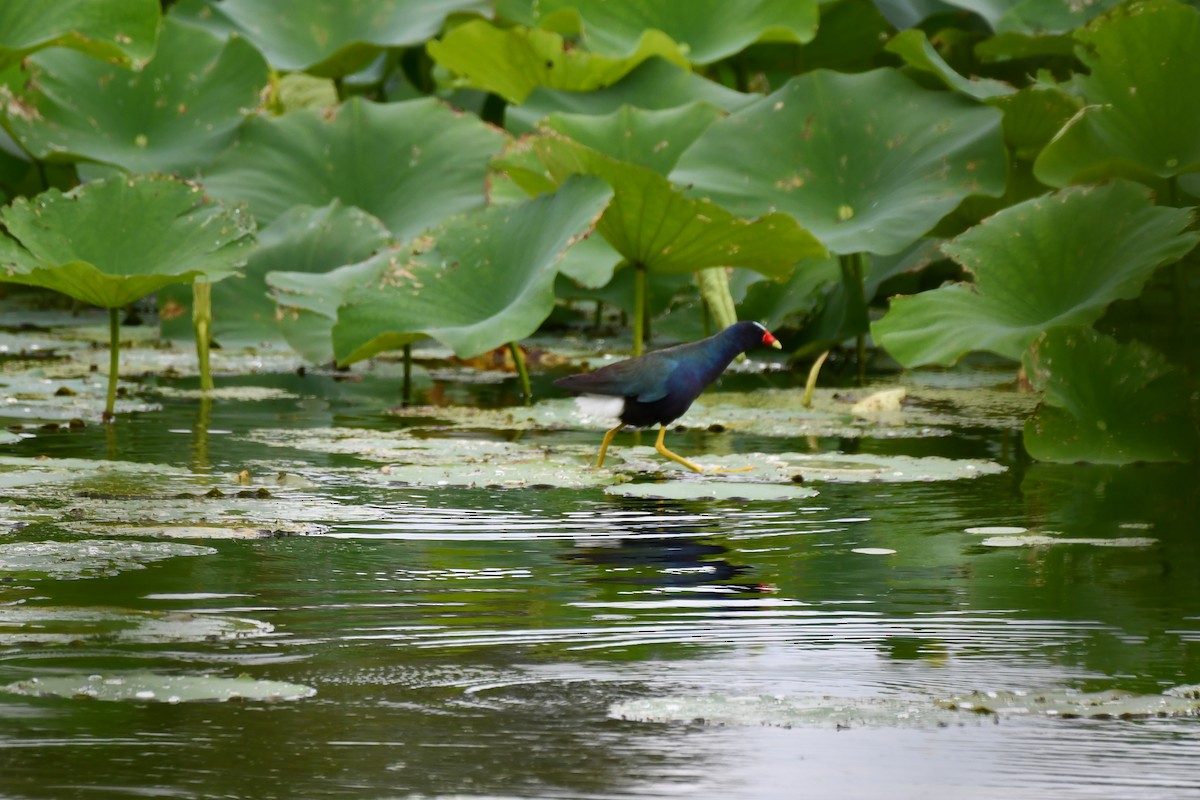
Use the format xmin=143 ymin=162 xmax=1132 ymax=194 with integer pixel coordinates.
xmin=554 ymin=321 xmax=782 ymax=472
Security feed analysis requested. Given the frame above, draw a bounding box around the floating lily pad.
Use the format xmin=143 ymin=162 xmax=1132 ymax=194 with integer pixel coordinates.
xmin=2 ymin=672 xmax=314 ymax=703
xmin=60 ymin=522 xmax=326 ymax=539
xmin=978 ymin=535 xmax=1158 ymax=549
xmin=940 ymin=689 xmax=1200 ymax=720
xmin=604 ymin=481 xmax=819 ymax=501
xmin=0 ymin=371 xmax=160 ymax=421
xmin=0 ymin=455 xmax=199 ymax=493
xmin=243 ymin=428 xmax=618 ymax=489
xmin=0 ymin=607 xmax=271 ymax=645
xmin=375 ymin=460 xmax=616 ymax=490
xmin=965 ymin=526 xmax=1028 ymax=535
xmin=611 ymin=693 xmax=979 ymax=729
xmin=617 ymin=451 xmax=1006 ymax=483
xmin=378 ymin=382 xmax=1036 ymax=439
xmin=612 ymin=686 xmax=1200 ymax=729
xmin=151 ymin=386 xmax=301 ymax=402
xmin=0 ymin=540 xmax=215 ymax=580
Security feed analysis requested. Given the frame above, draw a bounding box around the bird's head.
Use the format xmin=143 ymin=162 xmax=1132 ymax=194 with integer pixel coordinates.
xmin=754 ymin=322 xmax=783 ymax=350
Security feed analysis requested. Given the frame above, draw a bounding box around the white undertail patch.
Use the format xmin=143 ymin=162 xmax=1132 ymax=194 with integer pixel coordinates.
xmin=573 ymin=394 xmax=625 ymax=421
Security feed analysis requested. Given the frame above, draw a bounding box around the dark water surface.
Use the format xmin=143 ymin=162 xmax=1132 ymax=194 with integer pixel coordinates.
xmin=2 ymin=372 xmax=1199 ymax=800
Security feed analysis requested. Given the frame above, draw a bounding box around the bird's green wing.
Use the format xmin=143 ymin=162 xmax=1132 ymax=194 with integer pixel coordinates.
xmin=555 ymin=353 xmax=677 ymax=403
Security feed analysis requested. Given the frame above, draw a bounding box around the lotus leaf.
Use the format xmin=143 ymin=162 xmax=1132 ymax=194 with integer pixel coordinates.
xmin=672 ymin=68 xmax=1006 ymax=255
xmin=885 ymin=29 xmax=1015 ymax=100
xmin=873 ymin=181 xmax=1199 ymax=366
xmin=543 ymin=103 xmax=725 ymax=175
xmin=523 ymin=0 xmax=819 ymax=64
xmin=3 ymin=672 xmax=316 ymax=703
xmin=269 ymin=258 xmax=390 ymax=364
xmin=534 ymin=130 xmax=826 ymax=275
xmin=163 ymin=201 xmax=393 ymax=352
xmin=1022 ymin=327 xmax=1199 ymax=464
xmin=0 ymin=0 xmax=159 ymax=69
xmin=201 ymin=97 xmax=506 ymax=238
xmin=212 ymin=0 xmax=487 ymax=76
xmin=877 ymin=0 xmax=1122 ymax=34
xmin=333 ymin=175 xmax=614 ymax=363
xmin=1034 ymin=0 xmax=1200 ymax=187
xmin=2 ymin=17 xmax=269 ymax=175
xmin=0 ymin=174 xmax=254 ymax=308
xmin=506 ymin=57 xmax=754 ymax=135
xmin=427 ymin=19 xmax=689 ymax=105
xmin=993 ymin=86 xmax=1079 ymax=161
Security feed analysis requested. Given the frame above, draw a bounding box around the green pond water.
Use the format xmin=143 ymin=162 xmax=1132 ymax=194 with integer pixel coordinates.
xmin=2 ymin=329 xmax=1200 ymax=799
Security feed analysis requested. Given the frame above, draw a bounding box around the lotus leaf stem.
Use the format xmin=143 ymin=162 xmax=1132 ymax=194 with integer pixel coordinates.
xmin=402 ymin=344 xmax=413 ymax=405
xmin=103 ymin=307 xmax=120 ymax=423
xmin=509 ymin=342 xmax=531 ymax=405
xmin=633 ymin=263 xmax=646 ymax=356
xmin=193 ymin=280 xmax=214 ymax=392
xmin=802 ymin=350 xmax=830 ymax=409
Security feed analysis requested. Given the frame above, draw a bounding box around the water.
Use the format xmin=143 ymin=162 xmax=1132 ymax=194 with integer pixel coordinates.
xmin=2 ymin=370 xmax=1199 ymax=799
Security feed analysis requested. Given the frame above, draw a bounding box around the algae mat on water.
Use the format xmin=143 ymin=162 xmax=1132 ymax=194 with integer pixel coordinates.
xmin=611 ymin=687 xmax=1200 ymax=729
xmin=2 ymin=672 xmax=314 ymax=703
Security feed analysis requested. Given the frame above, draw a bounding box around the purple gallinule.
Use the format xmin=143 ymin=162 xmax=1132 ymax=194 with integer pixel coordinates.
xmin=554 ymin=321 xmax=782 ymax=472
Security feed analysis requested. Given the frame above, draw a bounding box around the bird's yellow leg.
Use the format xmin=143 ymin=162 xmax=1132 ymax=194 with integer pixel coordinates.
xmin=654 ymin=425 xmax=706 ymax=472
xmin=655 ymin=425 xmax=754 ymax=474
xmin=595 ymin=424 xmax=623 ymax=468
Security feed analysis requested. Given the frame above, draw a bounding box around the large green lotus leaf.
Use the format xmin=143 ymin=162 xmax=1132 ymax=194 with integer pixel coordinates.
xmin=427 ymin=19 xmax=689 ymax=105
xmin=333 ymin=176 xmax=614 ymax=363
xmin=672 ymin=69 xmax=1006 ymax=256
xmin=506 ymin=57 xmax=754 ymax=135
xmin=0 ymin=0 xmax=159 ymax=69
xmin=543 ymin=103 xmax=725 ymax=175
xmin=525 ymin=0 xmax=818 ymax=64
xmin=1022 ymin=327 xmax=1199 ymax=464
xmin=554 ymin=233 xmax=624 ymax=289
xmin=201 ymin=97 xmax=505 ymax=238
xmin=735 ymin=257 xmax=841 ymax=331
xmin=211 ymin=0 xmax=487 ymax=76
xmin=0 ymin=175 xmax=254 ymax=308
xmin=877 ymin=0 xmax=1121 ymax=33
xmin=535 ymin=131 xmax=826 ymax=275
xmin=948 ymin=0 xmax=1124 ymax=34
xmin=993 ymin=86 xmax=1079 ymax=161
xmin=1034 ymin=0 xmax=1200 ymax=188
xmin=789 ymin=0 xmax=891 ymax=74
xmin=3 ymin=18 xmax=268 ymax=175
xmin=872 ymin=181 xmax=1199 ymax=367
xmin=268 ymin=256 xmax=393 ymax=364
xmin=885 ymin=29 xmax=1015 ymax=100
xmin=163 ymin=201 xmax=393 ymax=351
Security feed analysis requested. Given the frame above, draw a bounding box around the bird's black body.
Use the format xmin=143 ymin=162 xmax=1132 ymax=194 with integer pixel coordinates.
xmin=555 ymin=321 xmax=780 ymax=429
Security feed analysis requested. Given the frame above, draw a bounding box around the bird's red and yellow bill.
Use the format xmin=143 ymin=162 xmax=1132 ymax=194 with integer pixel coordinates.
xmin=762 ymin=328 xmax=782 ymax=349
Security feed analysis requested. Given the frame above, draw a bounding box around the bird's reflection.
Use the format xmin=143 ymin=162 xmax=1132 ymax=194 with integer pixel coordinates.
xmin=562 ymin=499 xmax=773 ymax=597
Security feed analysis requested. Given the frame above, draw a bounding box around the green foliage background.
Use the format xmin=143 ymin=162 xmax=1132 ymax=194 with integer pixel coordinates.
xmin=0 ymin=0 xmax=1197 ymax=462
